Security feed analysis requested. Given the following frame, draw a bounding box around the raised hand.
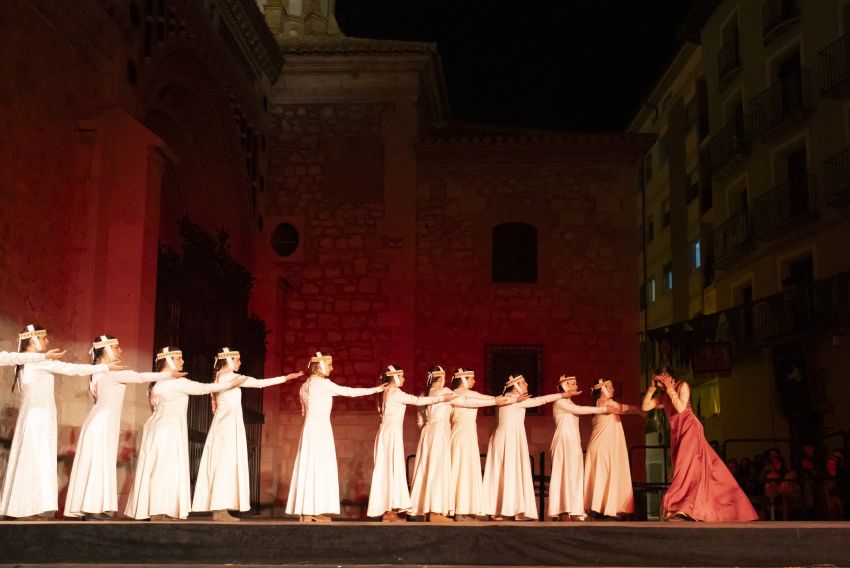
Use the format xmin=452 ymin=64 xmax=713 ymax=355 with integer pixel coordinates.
xmin=658 ymin=372 xmax=676 ymax=392
xmin=45 ymin=349 xmax=66 ymax=360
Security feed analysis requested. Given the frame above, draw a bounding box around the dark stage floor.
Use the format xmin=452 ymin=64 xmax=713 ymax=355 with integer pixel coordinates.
xmin=1 ymin=519 xmax=849 ymax=567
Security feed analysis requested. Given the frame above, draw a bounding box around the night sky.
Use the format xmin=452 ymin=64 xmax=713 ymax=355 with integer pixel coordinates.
xmin=336 ymin=0 xmax=697 ymax=132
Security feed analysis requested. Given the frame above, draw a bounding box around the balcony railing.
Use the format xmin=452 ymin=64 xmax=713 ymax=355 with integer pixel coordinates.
xmin=825 ymin=147 xmax=850 ymax=207
xmin=762 ymin=0 xmax=800 ymax=44
xmin=819 ymin=32 xmax=850 ymax=98
xmin=747 ymin=70 xmax=812 ymax=140
xmin=718 ymin=36 xmax=741 ymax=88
xmin=650 ymin=271 xmax=850 ymax=364
xmin=714 ymin=210 xmax=754 ymax=269
xmin=753 ymin=173 xmax=817 ymax=239
xmin=709 ymin=116 xmax=750 ymax=178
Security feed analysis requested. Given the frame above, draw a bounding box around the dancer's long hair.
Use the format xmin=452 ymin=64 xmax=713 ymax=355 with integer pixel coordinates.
xmin=421 ymin=365 xmax=444 ymax=396
xmin=89 ymin=334 xmax=117 ymax=402
xmin=377 ymin=364 xmax=402 ymax=418
xmin=13 ymin=324 xmax=45 ymax=392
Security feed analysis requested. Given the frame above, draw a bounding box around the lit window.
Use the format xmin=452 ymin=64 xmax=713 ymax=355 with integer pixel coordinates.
xmin=648 ymin=277 xmax=657 ymax=304
xmin=663 ymin=263 xmax=673 ymax=292
xmin=690 ymin=238 xmax=702 ymax=271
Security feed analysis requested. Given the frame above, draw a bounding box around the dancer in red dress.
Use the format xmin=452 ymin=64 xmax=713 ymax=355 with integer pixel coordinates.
xmin=642 ymin=367 xmax=758 ymax=521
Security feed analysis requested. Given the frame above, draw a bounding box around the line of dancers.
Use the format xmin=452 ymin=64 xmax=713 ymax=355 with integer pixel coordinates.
xmin=0 ymin=323 xmax=757 ymax=523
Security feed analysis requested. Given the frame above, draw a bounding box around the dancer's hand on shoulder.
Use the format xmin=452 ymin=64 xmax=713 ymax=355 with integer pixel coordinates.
xmin=231 ymin=375 xmax=248 ymax=387
xmin=45 ymin=349 xmax=66 ymax=360
xmin=107 ymin=362 xmax=127 ymax=371
xmin=167 ymin=370 xmax=187 ymax=378
xmin=441 ymin=392 xmax=458 ymax=402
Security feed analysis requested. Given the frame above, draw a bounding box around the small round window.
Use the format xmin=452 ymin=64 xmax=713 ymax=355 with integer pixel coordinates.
xmin=271 ymin=223 xmax=300 ymax=257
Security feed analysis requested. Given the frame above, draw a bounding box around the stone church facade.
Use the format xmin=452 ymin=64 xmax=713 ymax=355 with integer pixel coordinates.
xmin=1 ymin=0 xmax=649 ymax=515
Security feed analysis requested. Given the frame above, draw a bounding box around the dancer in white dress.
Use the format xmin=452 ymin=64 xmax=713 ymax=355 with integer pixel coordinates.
xmin=449 ymin=368 xmax=523 ymax=521
xmin=367 ymin=364 xmax=454 ymax=521
xmin=0 ymin=325 xmax=123 ymax=519
xmin=583 ymin=378 xmax=642 ymax=519
xmin=483 ymin=374 xmax=567 ymax=521
xmin=286 ymin=352 xmax=385 ymax=523
xmin=191 ymin=347 xmax=302 ymax=522
xmin=124 ymin=347 xmax=246 ymax=521
xmin=64 ymin=336 xmax=186 ymax=520
xmin=409 ymin=365 xmax=518 ymax=522
xmin=547 ymin=375 xmax=608 ymax=521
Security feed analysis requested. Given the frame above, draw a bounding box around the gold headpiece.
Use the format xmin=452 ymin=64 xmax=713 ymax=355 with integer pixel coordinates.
xmin=427 ymin=365 xmax=446 ymax=381
xmin=18 ymin=325 xmax=47 ymax=341
xmin=310 ymin=352 xmax=332 ymax=374
xmin=505 ymin=374 xmax=525 ymax=388
xmin=592 ymin=378 xmax=613 ymax=391
xmin=18 ymin=324 xmax=46 ymax=351
xmin=90 ymin=335 xmax=119 ymax=359
xmin=217 ymin=347 xmax=240 ymax=360
xmin=559 ymin=375 xmax=577 ymax=385
xmin=156 ymin=347 xmax=182 ymax=370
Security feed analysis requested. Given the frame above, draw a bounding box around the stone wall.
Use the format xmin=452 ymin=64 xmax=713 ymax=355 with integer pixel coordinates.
xmin=413 ymin=141 xmax=644 ymax=480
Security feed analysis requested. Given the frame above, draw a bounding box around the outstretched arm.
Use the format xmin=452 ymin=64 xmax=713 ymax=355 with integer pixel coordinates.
xmin=393 ymin=390 xmax=451 ymax=406
xmin=176 ymin=376 xmax=248 ymax=396
xmin=240 ymin=371 xmax=303 ymax=389
xmin=519 ymin=392 xmax=564 ymax=409
xmin=328 ymin=380 xmax=384 ymax=398
xmin=607 ymin=400 xmax=646 ymax=416
xmin=110 ymin=371 xmax=175 ymax=384
xmin=563 ymin=399 xmax=608 ymax=415
xmin=0 ymin=351 xmax=45 ymax=366
xmin=38 ymin=360 xmax=110 ymax=377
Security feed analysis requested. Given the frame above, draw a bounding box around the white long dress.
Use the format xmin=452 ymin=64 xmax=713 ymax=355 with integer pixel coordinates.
xmin=286 ymin=376 xmax=383 ymax=517
xmin=192 ymin=371 xmax=290 ymax=513
xmin=366 ymin=388 xmax=443 ymax=517
xmin=0 ymin=360 xmax=108 ymax=518
xmin=449 ymin=388 xmax=498 ymax=517
xmin=547 ymin=398 xmax=607 ymax=519
xmin=64 ymin=370 xmax=168 ymax=517
xmin=0 ymin=352 xmax=44 ymax=366
xmin=124 ymin=377 xmax=237 ymax=519
xmin=409 ymin=388 xmax=496 ymax=517
xmin=583 ymin=401 xmax=634 ymax=517
xmin=482 ymin=393 xmax=562 ymax=519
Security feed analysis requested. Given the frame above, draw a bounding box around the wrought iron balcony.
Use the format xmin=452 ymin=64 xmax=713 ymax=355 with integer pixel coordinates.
xmin=825 ymin=147 xmax=850 ymax=207
xmin=753 ymin=173 xmax=817 ymax=240
xmin=819 ymin=32 xmax=850 ymax=98
xmin=709 ymin=117 xmax=750 ymax=178
xmin=714 ymin=210 xmax=754 ymax=269
xmin=747 ymin=70 xmax=812 ymax=140
xmin=718 ymin=36 xmax=741 ymax=88
xmin=762 ymin=0 xmax=800 ymax=44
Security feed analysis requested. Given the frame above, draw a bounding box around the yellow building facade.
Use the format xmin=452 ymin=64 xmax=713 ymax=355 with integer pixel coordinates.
xmin=632 ymin=0 xmax=850 ymax=477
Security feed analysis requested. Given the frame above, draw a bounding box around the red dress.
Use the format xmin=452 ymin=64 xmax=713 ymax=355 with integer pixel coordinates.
xmin=662 ymin=385 xmax=758 ymax=521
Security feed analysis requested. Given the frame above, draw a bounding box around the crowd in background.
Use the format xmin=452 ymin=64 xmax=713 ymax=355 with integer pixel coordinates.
xmin=726 ymin=445 xmax=847 ymax=520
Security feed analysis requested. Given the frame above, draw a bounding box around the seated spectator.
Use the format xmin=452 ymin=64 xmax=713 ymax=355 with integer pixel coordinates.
xmin=818 ymin=456 xmax=844 ymax=521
